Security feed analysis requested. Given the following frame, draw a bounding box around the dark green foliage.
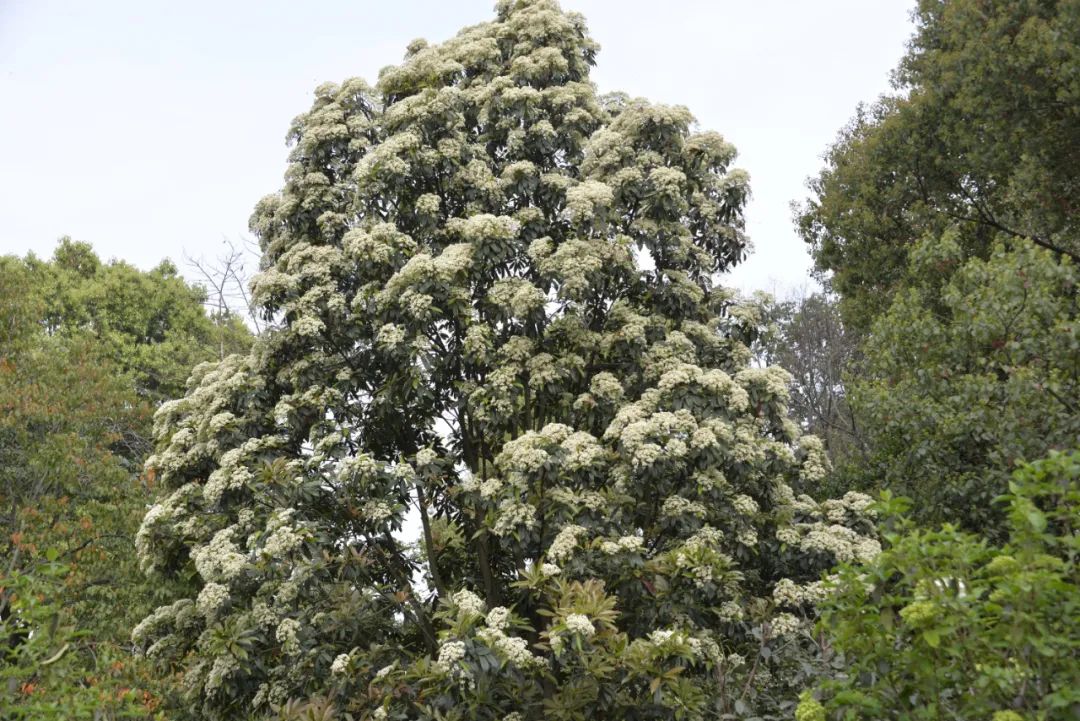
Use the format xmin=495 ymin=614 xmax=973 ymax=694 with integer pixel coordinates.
xmin=806 ymin=451 xmax=1080 ymax=720
xmin=845 ymin=235 xmax=1079 ymax=536
xmin=25 ymin=237 xmax=251 ymax=401
xmin=798 ymin=0 xmax=1080 ymax=329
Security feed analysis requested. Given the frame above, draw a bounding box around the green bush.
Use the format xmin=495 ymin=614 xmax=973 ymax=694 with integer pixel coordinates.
xmin=804 ymin=451 xmax=1080 ymax=720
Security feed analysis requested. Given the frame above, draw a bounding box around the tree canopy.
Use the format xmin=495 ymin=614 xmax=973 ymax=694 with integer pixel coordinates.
xmin=23 ymin=237 xmax=251 ymax=401
xmin=847 ymin=235 xmax=1078 ymax=534
xmin=797 ymin=0 xmax=1080 ymax=329
xmin=0 ymin=243 xmax=251 ymax=719
xmin=132 ymin=2 xmax=879 ymax=719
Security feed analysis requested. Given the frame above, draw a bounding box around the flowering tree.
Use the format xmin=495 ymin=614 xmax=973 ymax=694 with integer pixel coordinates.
xmin=132 ymin=2 xmax=878 ymax=719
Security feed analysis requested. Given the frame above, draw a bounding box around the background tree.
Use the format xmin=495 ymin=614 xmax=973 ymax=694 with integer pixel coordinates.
xmin=745 ymin=290 xmax=862 ymax=480
xmin=24 ymin=237 xmax=251 ymax=402
xmin=792 ymin=0 xmax=1080 ymax=533
xmin=132 ymin=2 xmax=879 ymax=720
xmin=797 ymin=0 xmax=1080 ymax=330
xmin=843 ymin=235 xmax=1078 ymax=535
xmin=186 ymin=238 xmax=266 ymax=341
xmin=0 ymin=243 xmax=252 ymax=719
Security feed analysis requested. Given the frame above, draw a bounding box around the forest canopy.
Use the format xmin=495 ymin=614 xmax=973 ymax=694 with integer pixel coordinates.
xmin=2 ymin=1 xmax=1077 ymax=720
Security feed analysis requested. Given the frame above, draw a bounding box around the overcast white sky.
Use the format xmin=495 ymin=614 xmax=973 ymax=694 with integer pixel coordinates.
xmin=0 ymin=0 xmax=914 ymax=295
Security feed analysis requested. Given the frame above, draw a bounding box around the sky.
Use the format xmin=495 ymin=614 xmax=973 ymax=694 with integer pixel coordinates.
xmin=0 ymin=0 xmax=914 ymax=296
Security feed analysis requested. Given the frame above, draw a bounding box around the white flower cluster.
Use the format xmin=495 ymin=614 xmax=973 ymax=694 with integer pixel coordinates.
xmin=731 ymin=424 xmax=768 ymax=465
xmin=291 ymin=315 xmax=325 ymax=338
xmin=671 ymin=526 xmax=730 ymax=588
xmin=548 ymin=524 xmax=587 ymax=562
xmin=205 ymin=655 xmax=239 ymax=692
xmin=771 ymin=578 xmax=801 ymax=606
xmin=203 ymin=462 xmax=252 ymax=505
xmin=612 ymin=407 xmax=698 ymax=469
xmin=415 ymin=192 xmax=441 ymax=216
xmin=276 ymin=618 xmax=301 ymax=656
xmin=193 ymin=527 xmax=247 ymax=582
xmin=768 ymin=612 xmax=802 ymax=638
xmin=477 ymin=624 xmax=541 ymax=668
xmin=799 ymin=435 xmax=831 ymax=484
xmin=451 ymin=589 xmax=486 ymax=617
xmin=662 ymin=495 xmax=708 ymax=519
xmin=331 ymin=653 xmax=351 ymax=675
xmin=196 ymin=582 xmax=230 ymax=617
xmin=820 ymin=491 xmax=876 ymax=521
xmin=588 ymin=372 xmax=624 ymax=402
xmin=564 ymin=613 xmax=596 ymax=636
xmin=463 ymin=324 xmax=493 ymax=359
xmin=488 ymin=278 xmax=546 ymax=316
xmin=560 ymin=431 xmax=606 ymax=472
xmin=362 ymin=500 xmax=395 ymax=523
xmin=734 ymin=366 xmax=793 ymax=400
xmin=250 ymin=680 xmax=287 ymax=710
xmin=262 ymin=511 xmax=305 ymax=558
xmin=539 ymin=237 xmax=627 ymax=299
xmin=563 ymin=179 xmax=613 ymax=223
xmin=718 ymin=600 xmax=745 ymax=622
xmin=131 ymin=599 xmax=196 ymax=647
xmin=135 ymin=482 xmax=203 ymax=573
xmin=821 ymin=501 xmax=848 ymax=522
xmin=776 ymin=526 xmax=801 ymax=545
xmin=685 ymin=634 xmax=724 ymax=664
xmin=433 ymin=639 xmax=467 ymax=674
xmin=337 ymin=453 xmax=379 ymax=483
xmin=799 ymin=522 xmax=881 ymax=563
xmin=600 ymin=535 xmax=644 ymax=555
xmin=841 ymin=491 xmax=875 ymax=514
xmin=146 ymin=354 xmax=260 ymax=482
xmin=479 ymin=477 xmax=503 ymax=498
xmin=415 ymin=448 xmax=438 ymax=467
xmin=772 ymin=481 xmax=796 ymax=506
xmin=485 ymin=606 xmax=510 ymax=630
xmin=540 ymin=562 xmax=561 ymax=577
xmin=647 ymin=628 xmax=676 ymax=646
xmin=377 ymin=323 xmax=407 ymax=349
xmin=627 ymin=625 xmax=726 ymax=667
xmin=341 ymin=222 xmax=415 ymax=269
xmin=731 ymin=494 xmax=759 ymax=516
xmin=492 ymin=500 xmax=537 ymax=537
xmin=736 ymin=528 xmax=758 ymax=547
xmin=251 ymin=601 xmax=277 ymax=627
xmin=445 ymin=213 xmax=518 ymax=244
xmin=497 ymin=430 xmax=554 ymax=476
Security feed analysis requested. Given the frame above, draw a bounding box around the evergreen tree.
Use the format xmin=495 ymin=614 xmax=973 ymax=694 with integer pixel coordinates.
xmin=25 ymin=237 xmax=252 ymax=402
xmin=792 ymin=0 xmax=1080 ymax=536
xmin=134 ymin=3 xmax=877 ymax=719
xmin=846 ymin=235 xmax=1079 ymax=536
xmin=797 ymin=0 xmax=1080 ymax=330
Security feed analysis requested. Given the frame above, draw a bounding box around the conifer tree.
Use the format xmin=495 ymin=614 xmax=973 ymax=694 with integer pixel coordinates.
xmin=134 ymin=2 xmax=877 ymax=718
